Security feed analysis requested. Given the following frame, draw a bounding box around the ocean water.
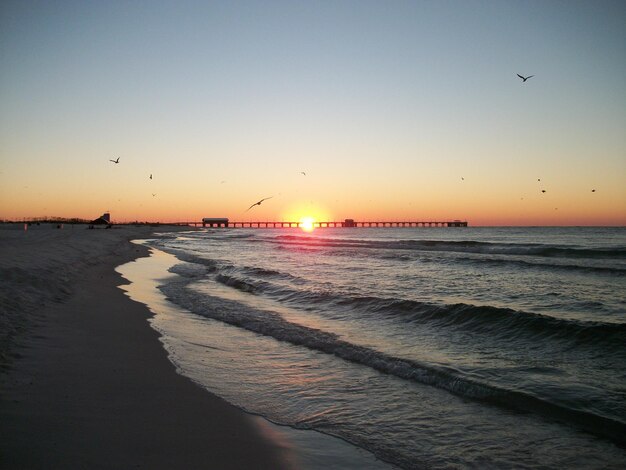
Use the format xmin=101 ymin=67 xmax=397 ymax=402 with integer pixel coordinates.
xmin=121 ymin=227 xmax=626 ymax=469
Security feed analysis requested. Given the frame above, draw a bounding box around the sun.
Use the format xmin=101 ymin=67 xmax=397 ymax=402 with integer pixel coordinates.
xmin=299 ymin=217 xmax=315 ymax=232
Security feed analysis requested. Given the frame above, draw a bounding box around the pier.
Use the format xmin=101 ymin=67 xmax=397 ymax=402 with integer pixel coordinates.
xmin=188 ymin=219 xmax=468 ymax=228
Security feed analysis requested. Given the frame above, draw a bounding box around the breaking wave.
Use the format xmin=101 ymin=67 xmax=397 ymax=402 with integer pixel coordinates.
xmin=269 ymin=235 xmax=626 ymax=260
xmin=160 ymin=275 xmax=626 ymax=446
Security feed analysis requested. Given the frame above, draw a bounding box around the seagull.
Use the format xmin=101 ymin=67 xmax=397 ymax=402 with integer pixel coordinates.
xmin=591 ymin=189 xmax=596 ymax=192
xmin=246 ymin=196 xmax=273 ymax=212
xmin=150 ymin=174 xmax=152 ymax=180
xmin=301 ymin=171 xmax=306 ymax=176
xmin=152 ymin=193 xmax=156 ymax=197
xmin=541 ymin=190 xmax=546 ymax=193
xmin=461 ymin=177 xmax=464 ymax=181
xmin=109 ymin=157 xmax=120 ymax=164
xmin=517 ymin=74 xmax=534 ymax=82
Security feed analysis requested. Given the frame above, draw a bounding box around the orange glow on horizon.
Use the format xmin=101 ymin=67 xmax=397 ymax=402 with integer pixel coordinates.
xmin=1 ymin=174 xmax=624 ymax=226
xmin=282 ymin=202 xmax=332 ymax=226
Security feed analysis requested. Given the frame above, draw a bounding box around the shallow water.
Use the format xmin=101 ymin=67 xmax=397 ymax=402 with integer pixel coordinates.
xmin=121 ymin=227 xmax=626 ymax=469
xmin=117 ymin=247 xmax=393 ymax=470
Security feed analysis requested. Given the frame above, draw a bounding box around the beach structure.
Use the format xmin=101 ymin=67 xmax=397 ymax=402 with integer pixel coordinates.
xmin=202 ymin=217 xmax=229 ymax=227
xmin=90 ymin=212 xmax=111 ymax=225
xmin=190 ymin=218 xmax=468 ymax=228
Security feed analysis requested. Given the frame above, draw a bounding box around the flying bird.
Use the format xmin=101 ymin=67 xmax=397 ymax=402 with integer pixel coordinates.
xmin=301 ymin=172 xmax=306 ymax=176
xmin=517 ymin=74 xmax=534 ymax=82
xmin=246 ymin=197 xmax=273 ymax=212
xmin=150 ymin=174 xmax=152 ymax=180
xmin=541 ymin=190 xmax=546 ymax=193
xmin=109 ymin=157 xmax=120 ymax=164
xmin=591 ymin=189 xmax=596 ymax=192
xmin=152 ymin=193 xmax=156 ymax=197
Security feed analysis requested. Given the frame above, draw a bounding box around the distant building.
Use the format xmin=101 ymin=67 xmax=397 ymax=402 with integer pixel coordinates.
xmin=90 ymin=212 xmax=111 ymax=225
xmin=447 ymin=220 xmax=468 ymax=227
xmin=343 ymin=219 xmax=356 ymax=227
xmin=202 ymin=217 xmax=229 ymax=228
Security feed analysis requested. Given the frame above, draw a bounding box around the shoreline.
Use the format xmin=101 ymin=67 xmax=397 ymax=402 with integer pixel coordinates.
xmin=118 ymin=240 xmax=395 ymax=470
xmin=0 ymin=224 xmax=288 ymax=469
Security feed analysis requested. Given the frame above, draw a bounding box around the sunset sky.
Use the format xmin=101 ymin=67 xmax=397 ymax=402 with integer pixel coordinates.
xmin=1 ymin=0 xmax=625 ymax=225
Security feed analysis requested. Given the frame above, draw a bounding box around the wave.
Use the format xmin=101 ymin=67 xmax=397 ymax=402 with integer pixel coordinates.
xmin=304 ymin=247 xmax=626 ymax=277
xmin=154 ymin=244 xmax=625 ymax=351
xmin=201 ymin=261 xmax=625 ymax=350
xmin=269 ymin=235 xmax=626 ymax=260
xmin=242 ymin=266 xmax=282 ymax=277
xmin=154 ymin=248 xmax=221 ymax=274
xmin=446 ymin=255 xmax=626 ymax=276
xmin=215 ymin=273 xmax=263 ymax=294
xmin=345 ymin=296 xmax=626 ymax=349
xmin=160 ymin=278 xmax=626 ymax=446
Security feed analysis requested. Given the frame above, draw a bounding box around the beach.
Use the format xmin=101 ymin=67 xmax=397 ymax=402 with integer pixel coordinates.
xmin=1 ymin=224 xmax=625 ymax=469
xmin=0 ymin=224 xmax=287 ymax=469
xmin=136 ymin=227 xmax=625 ymax=469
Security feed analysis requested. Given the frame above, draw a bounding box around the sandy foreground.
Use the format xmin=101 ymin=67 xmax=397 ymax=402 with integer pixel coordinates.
xmin=0 ymin=224 xmax=287 ymax=469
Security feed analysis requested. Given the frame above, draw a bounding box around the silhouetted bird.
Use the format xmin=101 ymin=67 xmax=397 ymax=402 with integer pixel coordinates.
xmin=152 ymin=193 xmax=156 ymax=197
xmin=150 ymin=174 xmax=152 ymax=180
xmin=517 ymin=74 xmax=534 ymax=82
xmin=591 ymin=189 xmax=596 ymax=192
xmin=109 ymin=157 xmax=120 ymax=164
xmin=301 ymin=172 xmax=306 ymax=176
xmin=541 ymin=190 xmax=546 ymax=193
xmin=246 ymin=197 xmax=273 ymax=211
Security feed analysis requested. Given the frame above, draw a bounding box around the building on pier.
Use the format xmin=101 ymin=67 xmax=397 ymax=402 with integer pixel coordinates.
xmin=202 ymin=217 xmax=229 ymax=227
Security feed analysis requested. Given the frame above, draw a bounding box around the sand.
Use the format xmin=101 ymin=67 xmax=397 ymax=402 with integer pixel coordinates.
xmin=0 ymin=224 xmax=287 ymax=469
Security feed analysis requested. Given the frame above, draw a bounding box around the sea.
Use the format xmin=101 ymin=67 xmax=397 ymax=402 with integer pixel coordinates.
xmin=117 ymin=226 xmax=626 ymax=469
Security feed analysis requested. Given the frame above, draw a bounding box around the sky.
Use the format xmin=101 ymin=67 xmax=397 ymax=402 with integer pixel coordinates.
xmin=1 ymin=0 xmax=625 ymax=225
